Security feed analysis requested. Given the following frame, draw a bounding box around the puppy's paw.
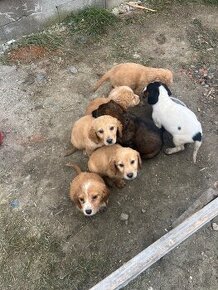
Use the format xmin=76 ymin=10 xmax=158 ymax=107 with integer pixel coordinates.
xmin=115 ymin=179 xmax=126 ymax=188
xmin=165 ymin=148 xmax=174 ymax=155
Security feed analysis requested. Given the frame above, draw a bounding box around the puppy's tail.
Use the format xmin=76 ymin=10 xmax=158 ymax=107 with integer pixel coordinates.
xmin=192 ymin=131 xmax=202 ymax=163
xmin=93 ymin=70 xmax=111 ymax=92
xmin=66 ymin=163 xmax=82 ymax=175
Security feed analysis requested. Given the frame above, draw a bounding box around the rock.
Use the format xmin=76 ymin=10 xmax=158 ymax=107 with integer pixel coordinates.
xmin=10 ymin=199 xmax=20 ymax=209
xmin=197 ymin=107 xmax=201 ymax=112
xmin=133 ymin=53 xmax=141 ymax=59
xmin=35 ymin=72 xmax=47 ymax=84
xmin=211 ymin=222 xmax=218 ymax=231
xmin=120 ymin=213 xmax=129 ymax=221
xmin=141 ymin=209 xmax=146 ymax=213
xmin=112 ymin=7 xmax=120 ymax=16
xmin=68 ymin=66 xmax=78 ymax=74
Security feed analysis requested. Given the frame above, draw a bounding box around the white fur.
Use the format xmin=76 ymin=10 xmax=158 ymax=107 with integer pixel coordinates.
xmin=151 ymin=85 xmax=202 ymax=163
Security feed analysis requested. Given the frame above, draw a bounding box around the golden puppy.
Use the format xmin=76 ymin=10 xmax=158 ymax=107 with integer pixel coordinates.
xmin=93 ymin=63 xmax=173 ymax=95
xmin=71 ymin=115 xmax=122 ymax=155
xmin=67 ymin=163 xmax=110 ymax=216
xmin=85 ymin=86 xmax=140 ymax=115
xmin=88 ymin=144 xmax=141 ymax=188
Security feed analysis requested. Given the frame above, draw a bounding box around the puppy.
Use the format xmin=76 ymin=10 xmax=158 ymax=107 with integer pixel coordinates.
xmin=93 ymin=63 xmax=173 ymax=95
xmin=145 ymin=82 xmax=202 ymax=163
xmin=92 ymin=100 xmax=163 ymax=159
xmin=88 ymin=144 xmax=141 ymax=188
xmin=85 ymin=86 xmax=140 ymax=115
xmin=67 ymin=163 xmax=110 ymax=216
xmin=71 ymin=115 xmax=122 ymax=155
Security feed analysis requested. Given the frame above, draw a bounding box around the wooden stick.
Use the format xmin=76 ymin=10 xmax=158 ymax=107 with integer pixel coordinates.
xmin=172 ymin=187 xmax=218 ymax=228
xmin=127 ymin=2 xmax=157 ymax=12
xmin=89 ymin=197 xmax=218 ymax=290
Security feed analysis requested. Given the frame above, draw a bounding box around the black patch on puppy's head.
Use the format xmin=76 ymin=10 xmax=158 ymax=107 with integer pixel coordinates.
xmin=145 ymin=82 xmax=161 ymax=105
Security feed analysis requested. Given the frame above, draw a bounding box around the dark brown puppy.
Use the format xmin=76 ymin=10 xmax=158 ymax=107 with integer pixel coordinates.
xmin=92 ymin=100 xmax=163 ymax=159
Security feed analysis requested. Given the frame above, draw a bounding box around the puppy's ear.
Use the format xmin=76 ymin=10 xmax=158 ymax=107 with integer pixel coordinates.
xmin=137 ymin=153 xmax=142 ymax=169
xmin=162 ymin=83 xmax=172 ymax=96
xmin=146 ymin=82 xmax=160 ymax=105
xmin=88 ymin=126 xmax=99 ymax=144
xmin=117 ymin=120 xmax=123 ymax=138
xmin=109 ymin=159 xmax=118 ymax=176
xmin=72 ymin=194 xmax=82 ymax=209
xmin=92 ymin=109 xmax=98 ymax=118
xmin=101 ymin=186 xmax=110 ymax=203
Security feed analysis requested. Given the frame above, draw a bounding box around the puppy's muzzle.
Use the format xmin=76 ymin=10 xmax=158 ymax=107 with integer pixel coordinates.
xmin=85 ymin=209 xmax=92 ymax=215
xmin=106 ymin=138 xmax=113 ymax=145
xmin=125 ymin=172 xmax=137 ymax=180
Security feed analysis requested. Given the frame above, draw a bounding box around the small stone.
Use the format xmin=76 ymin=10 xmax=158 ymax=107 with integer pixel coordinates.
xmin=68 ymin=66 xmax=78 ymax=74
xmin=148 ymin=287 xmax=154 ymax=290
xmin=133 ymin=53 xmax=141 ymax=59
xmin=120 ymin=213 xmax=129 ymax=221
xmin=10 ymin=199 xmax=19 ymax=209
xmin=35 ymin=73 xmax=47 ymax=83
xmin=212 ymin=222 xmax=218 ymax=231
xmin=197 ymin=107 xmax=201 ymax=112
xmin=112 ymin=7 xmax=120 ymax=15
xmin=214 ymin=181 xmax=218 ymax=189
xmin=128 ymin=230 xmax=131 ymax=234
xmin=141 ymin=209 xmax=146 ymax=213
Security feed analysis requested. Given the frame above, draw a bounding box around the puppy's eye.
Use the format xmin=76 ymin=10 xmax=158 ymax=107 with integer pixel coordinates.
xmin=110 ymin=126 xmax=114 ymax=131
xmin=79 ymin=198 xmax=85 ymax=203
xmin=130 ymin=160 xmax=135 ymax=164
xmin=118 ymin=164 xmax=124 ymax=168
xmin=92 ymin=195 xmax=98 ymax=200
xmin=98 ymin=129 xmax=104 ymax=134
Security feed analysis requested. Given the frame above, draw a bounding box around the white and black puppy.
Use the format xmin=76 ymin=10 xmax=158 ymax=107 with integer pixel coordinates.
xmin=144 ymin=82 xmax=202 ymax=163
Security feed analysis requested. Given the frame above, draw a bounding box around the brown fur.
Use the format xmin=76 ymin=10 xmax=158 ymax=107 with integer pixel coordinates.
xmin=85 ymin=86 xmax=140 ymax=115
xmin=92 ymin=100 xmax=163 ymax=159
xmin=88 ymin=144 xmax=141 ymax=188
xmin=93 ymin=63 xmax=173 ymax=95
xmin=67 ymin=163 xmax=110 ymax=216
xmin=71 ymin=115 xmax=123 ymax=155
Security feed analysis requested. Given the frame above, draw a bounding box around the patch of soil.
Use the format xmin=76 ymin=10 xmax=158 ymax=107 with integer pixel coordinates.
xmin=7 ymin=45 xmax=48 ymax=63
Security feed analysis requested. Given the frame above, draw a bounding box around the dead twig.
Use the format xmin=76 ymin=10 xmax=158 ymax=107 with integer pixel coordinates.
xmin=127 ymin=2 xmax=157 ymax=12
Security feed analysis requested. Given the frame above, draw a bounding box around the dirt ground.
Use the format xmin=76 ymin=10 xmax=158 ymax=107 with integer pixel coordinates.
xmin=0 ymin=2 xmax=218 ymax=290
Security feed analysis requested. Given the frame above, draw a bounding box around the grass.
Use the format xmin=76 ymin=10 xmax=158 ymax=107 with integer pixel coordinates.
xmin=64 ymin=6 xmax=118 ymax=38
xmin=15 ymin=30 xmax=64 ymax=50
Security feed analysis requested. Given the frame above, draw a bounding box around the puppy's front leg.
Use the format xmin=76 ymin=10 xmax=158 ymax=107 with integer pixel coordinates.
xmin=114 ymin=178 xmax=126 ymax=189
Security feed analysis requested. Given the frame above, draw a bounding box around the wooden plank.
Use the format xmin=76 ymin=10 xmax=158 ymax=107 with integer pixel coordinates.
xmin=89 ymin=197 xmax=218 ymax=290
xmin=172 ymin=187 xmax=218 ymax=228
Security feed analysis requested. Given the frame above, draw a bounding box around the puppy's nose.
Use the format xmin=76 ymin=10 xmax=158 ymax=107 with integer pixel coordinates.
xmin=107 ymin=138 xmax=113 ymax=144
xmin=85 ymin=209 xmax=92 ymax=215
xmin=127 ymin=173 xmax=133 ymax=179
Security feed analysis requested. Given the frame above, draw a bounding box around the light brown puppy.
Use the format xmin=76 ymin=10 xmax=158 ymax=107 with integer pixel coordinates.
xmin=88 ymin=144 xmax=141 ymax=188
xmin=93 ymin=63 xmax=173 ymax=95
xmin=71 ymin=115 xmax=122 ymax=155
xmin=67 ymin=163 xmax=110 ymax=216
xmin=85 ymin=86 xmax=140 ymax=115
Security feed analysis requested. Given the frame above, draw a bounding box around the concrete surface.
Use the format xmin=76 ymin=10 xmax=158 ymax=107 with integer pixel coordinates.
xmin=0 ymin=0 xmax=125 ymax=45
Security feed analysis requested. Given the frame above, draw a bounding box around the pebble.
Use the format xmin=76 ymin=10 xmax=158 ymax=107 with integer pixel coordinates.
xmin=35 ymin=72 xmax=47 ymax=83
xmin=141 ymin=209 xmax=146 ymax=213
xmin=211 ymin=222 xmax=218 ymax=231
xmin=120 ymin=213 xmax=129 ymax=221
xmin=133 ymin=52 xmax=141 ymax=59
xmin=68 ymin=66 xmax=78 ymax=74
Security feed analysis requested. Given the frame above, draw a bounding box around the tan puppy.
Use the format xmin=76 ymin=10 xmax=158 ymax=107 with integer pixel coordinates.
xmin=67 ymin=163 xmax=110 ymax=216
xmin=71 ymin=115 xmax=122 ymax=155
xmin=93 ymin=63 xmax=173 ymax=95
xmin=85 ymin=86 xmax=140 ymax=115
xmin=88 ymin=144 xmax=141 ymax=188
